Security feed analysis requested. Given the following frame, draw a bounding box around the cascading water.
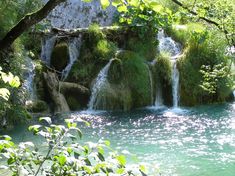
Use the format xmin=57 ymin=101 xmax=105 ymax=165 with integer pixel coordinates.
xmin=61 ymin=36 xmax=82 ymax=80
xmin=22 ymin=57 xmax=37 ymax=104
xmin=155 ymin=83 xmax=163 ymax=106
xmin=157 ymin=29 xmax=182 ymax=107
xmin=41 ymin=36 xmax=57 ymax=65
xmin=172 ymin=61 xmax=180 ymax=107
xmin=147 ymin=65 xmax=154 ymax=105
xmin=88 ymin=59 xmax=113 ymax=110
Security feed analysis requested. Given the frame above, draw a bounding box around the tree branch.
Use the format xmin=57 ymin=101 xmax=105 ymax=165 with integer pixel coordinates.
xmin=0 ymin=0 xmax=66 ymax=51
xmin=171 ymin=0 xmax=234 ymax=46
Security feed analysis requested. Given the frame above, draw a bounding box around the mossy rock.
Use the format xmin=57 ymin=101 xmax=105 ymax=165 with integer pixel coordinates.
xmin=94 ymin=84 xmax=132 ymax=111
xmin=94 ymin=39 xmax=117 ymax=60
xmin=109 ymin=51 xmax=152 ymax=108
xmin=108 ymin=58 xmax=123 ymax=84
xmin=125 ymin=27 xmax=157 ymax=61
xmin=153 ymin=54 xmax=173 ymax=106
xmin=51 ymin=42 xmax=69 ymax=71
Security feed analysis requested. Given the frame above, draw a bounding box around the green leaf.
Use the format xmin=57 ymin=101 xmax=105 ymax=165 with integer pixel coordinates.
xmin=9 ymin=75 xmax=20 ymax=88
xmin=112 ymin=0 xmax=121 ymax=7
xmin=0 ymin=135 xmax=12 ymax=141
xmin=58 ymin=155 xmax=67 ymax=166
xmin=97 ymin=152 xmax=105 ymax=161
xmin=116 ymin=155 xmax=126 ymax=166
xmin=39 ymin=117 xmax=52 ymax=124
xmin=116 ymin=168 xmax=125 ymax=174
xmin=0 ymin=88 xmax=10 ymax=101
xmin=7 ymin=157 xmax=15 ymax=165
xmin=117 ymin=5 xmax=128 ymax=12
xmin=100 ymin=0 xmax=110 ymax=9
xmin=28 ymin=125 xmax=41 ymax=134
xmin=149 ymin=2 xmax=163 ymax=13
xmin=104 ymin=140 xmax=110 ymax=147
xmin=129 ymin=0 xmax=140 ymax=7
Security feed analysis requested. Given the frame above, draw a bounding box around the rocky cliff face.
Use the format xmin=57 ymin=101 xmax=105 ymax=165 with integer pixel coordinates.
xmin=47 ymin=0 xmax=116 ymax=29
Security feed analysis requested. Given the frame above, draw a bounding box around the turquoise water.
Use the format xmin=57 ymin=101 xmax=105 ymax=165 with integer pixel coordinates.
xmin=2 ymin=103 xmax=235 ymax=176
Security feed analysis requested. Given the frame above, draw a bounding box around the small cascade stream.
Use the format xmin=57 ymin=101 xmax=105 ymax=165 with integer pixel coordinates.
xmin=172 ymin=61 xmax=180 ymax=107
xmin=147 ymin=66 xmax=154 ymax=105
xmin=22 ymin=57 xmax=37 ymax=104
xmin=155 ymin=83 xmax=163 ymax=106
xmin=41 ymin=36 xmax=57 ymax=65
xmin=61 ymin=36 xmax=82 ymax=80
xmin=157 ymin=29 xmax=182 ymax=107
xmin=88 ymin=59 xmax=113 ymax=110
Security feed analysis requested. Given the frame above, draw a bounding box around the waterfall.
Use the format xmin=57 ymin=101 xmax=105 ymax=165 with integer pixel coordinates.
xmin=157 ymin=29 xmax=182 ymax=107
xmin=41 ymin=36 xmax=57 ymax=65
xmin=148 ymin=65 xmax=154 ymax=105
xmin=155 ymin=83 xmax=163 ymax=106
xmin=88 ymin=59 xmax=113 ymax=110
xmin=172 ymin=61 xmax=180 ymax=107
xmin=22 ymin=57 xmax=37 ymax=104
xmin=61 ymin=36 xmax=82 ymax=80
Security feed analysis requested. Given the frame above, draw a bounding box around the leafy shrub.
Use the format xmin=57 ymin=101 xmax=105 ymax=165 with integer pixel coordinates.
xmin=0 ymin=67 xmax=21 ymax=128
xmin=175 ymin=25 xmax=234 ymax=105
xmin=0 ymin=117 xmax=147 ymax=175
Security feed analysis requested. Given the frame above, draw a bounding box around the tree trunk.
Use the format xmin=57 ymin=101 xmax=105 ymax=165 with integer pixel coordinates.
xmin=0 ymin=0 xmax=66 ymax=51
xmin=60 ymin=82 xmax=90 ymax=95
xmin=43 ymin=71 xmax=70 ymax=113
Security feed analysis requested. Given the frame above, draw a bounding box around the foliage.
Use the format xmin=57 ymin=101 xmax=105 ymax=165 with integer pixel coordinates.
xmin=94 ymin=40 xmax=117 ymax=60
xmin=176 ymin=25 xmax=234 ymax=105
xmin=170 ymin=0 xmax=235 ymax=46
xmin=111 ymin=0 xmax=172 ymax=30
xmin=69 ymin=24 xmax=117 ymax=85
xmin=0 ymin=67 xmax=21 ymax=128
xmin=200 ymin=64 xmax=233 ymax=96
xmin=125 ymin=26 xmax=157 ymax=61
xmin=0 ymin=0 xmax=42 ymax=38
xmin=0 ymin=117 xmax=147 ymax=175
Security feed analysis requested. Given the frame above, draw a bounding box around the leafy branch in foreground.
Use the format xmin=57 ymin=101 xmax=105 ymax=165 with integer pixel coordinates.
xmin=0 ymin=117 xmax=148 ymax=176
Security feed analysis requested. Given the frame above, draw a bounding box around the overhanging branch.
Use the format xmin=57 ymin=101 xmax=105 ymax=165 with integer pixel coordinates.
xmin=0 ymin=0 xmax=66 ymax=51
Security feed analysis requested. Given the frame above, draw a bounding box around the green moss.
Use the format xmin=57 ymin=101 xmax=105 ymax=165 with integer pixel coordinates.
xmin=94 ymin=39 xmax=117 ymax=60
xmin=125 ymin=27 xmax=157 ymax=61
xmin=154 ymin=54 xmax=172 ymax=105
xmin=87 ymin=23 xmax=106 ymax=46
xmin=50 ymin=42 xmax=69 ymax=71
xmin=68 ymin=24 xmax=117 ymax=86
xmin=116 ymin=51 xmax=152 ymax=108
xmin=108 ymin=58 xmax=123 ymax=84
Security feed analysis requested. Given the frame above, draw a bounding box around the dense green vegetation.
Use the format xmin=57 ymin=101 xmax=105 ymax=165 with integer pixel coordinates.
xmin=167 ymin=24 xmax=234 ymax=105
xmin=0 ymin=0 xmax=234 ymax=175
